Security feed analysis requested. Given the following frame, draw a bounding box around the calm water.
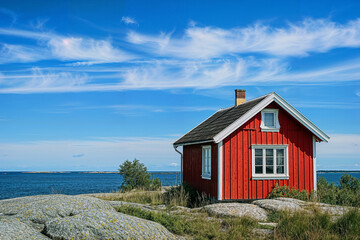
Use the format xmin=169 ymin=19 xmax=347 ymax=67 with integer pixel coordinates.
xmin=0 ymin=171 xmax=359 ymax=200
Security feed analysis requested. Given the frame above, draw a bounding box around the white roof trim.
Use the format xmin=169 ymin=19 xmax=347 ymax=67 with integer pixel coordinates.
xmin=213 ymin=92 xmax=330 ymax=143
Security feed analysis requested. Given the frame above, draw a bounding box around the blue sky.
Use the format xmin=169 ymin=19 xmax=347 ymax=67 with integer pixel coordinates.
xmin=0 ymin=0 xmax=359 ymax=171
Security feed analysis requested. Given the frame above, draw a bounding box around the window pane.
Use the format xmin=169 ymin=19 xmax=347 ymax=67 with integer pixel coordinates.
xmin=277 ymin=149 xmax=284 ymax=166
xmin=264 ymin=113 xmax=275 ymax=127
xmin=266 ymin=149 xmax=273 ymax=157
xmin=277 ymin=166 xmax=284 ymax=174
xmin=255 ymin=166 xmax=263 ymax=174
xmin=255 ymin=149 xmax=262 ymax=157
xmin=266 ymin=166 xmax=274 ymax=174
xmin=266 ymin=149 xmax=273 ymax=165
xmin=255 ymin=157 xmax=262 ymax=165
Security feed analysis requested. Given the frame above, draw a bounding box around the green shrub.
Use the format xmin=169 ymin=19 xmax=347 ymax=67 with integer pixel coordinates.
xmin=317 ymin=175 xmax=360 ymax=207
xmin=267 ymin=183 xmax=311 ymax=201
xmin=162 ymin=182 xmax=210 ymax=208
xmin=118 ymin=159 xmax=161 ymax=191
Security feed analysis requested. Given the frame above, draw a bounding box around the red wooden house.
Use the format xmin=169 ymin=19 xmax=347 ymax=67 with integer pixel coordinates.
xmin=173 ymin=90 xmax=329 ymax=200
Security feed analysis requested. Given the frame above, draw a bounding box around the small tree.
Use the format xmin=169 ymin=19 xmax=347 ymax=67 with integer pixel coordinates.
xmin=118 ymin=159 xmax=161 ymax=191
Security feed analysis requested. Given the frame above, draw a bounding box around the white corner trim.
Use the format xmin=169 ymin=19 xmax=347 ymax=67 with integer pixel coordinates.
xmin=217 ymin=141 xmax=223 ymax=200
xmin=214 ymin=92 xmax=330 ymax=143
xmin=313 ymin=136 xmax=317 ymax=191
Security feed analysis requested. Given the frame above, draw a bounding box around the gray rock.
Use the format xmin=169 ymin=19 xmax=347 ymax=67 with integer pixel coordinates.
xmin=252 ymin=198 xmax=306 ymax=212
xmin=258 ymin=222 xmax=278 ymax=228
xmin=253 ymin=197 xmax=355 ymax=216
xmin=0 ymin=194 xmax=115 ymax=231
xmin=0 ymin=218 xmax=49 ymax=240
xmin=204 ymin=203 xmax=268 ymax=221
xmin=44 ymin=209 xmax=176 ymax=240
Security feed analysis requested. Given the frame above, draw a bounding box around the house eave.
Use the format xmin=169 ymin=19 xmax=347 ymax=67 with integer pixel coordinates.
xmin=173 ymin=140 xmax=214 ymax=147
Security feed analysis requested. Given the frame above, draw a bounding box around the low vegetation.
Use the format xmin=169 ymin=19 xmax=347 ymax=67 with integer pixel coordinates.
xmin=274 ymin=208 xmax=360 ymax=240
xmin=268 ymin=174 xmax=360 ymax=207
xmin=162 ymin=183 xmax=210 ymax=208
xmin=95 ymin=171 xmax=360 ymax=240
xmin=317 ymin=174 xmax=360 ymax=207
xmin=116 ymin=205 xmax=258 ymax=240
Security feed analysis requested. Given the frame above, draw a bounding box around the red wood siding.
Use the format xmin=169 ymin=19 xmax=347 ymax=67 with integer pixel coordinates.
xmin=222 ymin=102 xmax=314 ymax=200
xmin=183 ymin=143 xmax=218 ymax=198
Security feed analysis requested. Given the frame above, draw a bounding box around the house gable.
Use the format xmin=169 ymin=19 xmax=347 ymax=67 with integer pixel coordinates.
xmin=213 ymin=92 xmax=329 ymax=144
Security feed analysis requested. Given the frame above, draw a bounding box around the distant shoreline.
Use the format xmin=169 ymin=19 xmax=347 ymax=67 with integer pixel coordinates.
xmin=0 ymin=170 xmax=358 ymax=174
xmin=0 ymin=171 xmax=181 ymax=174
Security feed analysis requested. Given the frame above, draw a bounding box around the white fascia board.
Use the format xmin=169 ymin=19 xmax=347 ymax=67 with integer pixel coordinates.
xmin=213 ymin=93 xmax=330 ymax=143
xmin=272 ymin=93 xmax=330 ymax=142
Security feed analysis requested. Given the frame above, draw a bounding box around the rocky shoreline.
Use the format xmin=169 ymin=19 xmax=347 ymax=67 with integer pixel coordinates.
xmin=0 ymin=194 xmax=356 ymax=239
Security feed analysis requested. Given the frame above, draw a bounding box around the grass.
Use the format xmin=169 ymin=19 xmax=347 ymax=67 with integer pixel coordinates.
xmin=274 ymin=208 xmax=360 ymax=240
xmin=115 ymin=205 xmax=259 ymax=240
xmin=95 ymin=190 xmax=163 ymax=205
xmin=95 ymin=183 xmax=210 ymax=208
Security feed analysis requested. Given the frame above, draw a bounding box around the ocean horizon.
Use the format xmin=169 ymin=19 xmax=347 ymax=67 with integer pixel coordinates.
xmin=0 ymin=171 xmax=359 ymax=200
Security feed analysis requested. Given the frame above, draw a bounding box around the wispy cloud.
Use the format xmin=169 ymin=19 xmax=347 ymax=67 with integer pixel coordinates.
xmin=318 ymin=134 xmax=360 ymax=159
xmin=1 ymin=56 xmax=360 ymax=93
xmin=0 ymin=28 xmax=134 ymax=64
xmin=53 ymin=103 xmax=219 ymax=115
xmin=121 ymin=16 xmax=137 ymax=25
xmin=72 ymin=154 xmax=84 ymax=158
xmin=1 ymin=18 xmax=360 ymax=93
xmin=127 ymin=18 xmax=360 ymax=58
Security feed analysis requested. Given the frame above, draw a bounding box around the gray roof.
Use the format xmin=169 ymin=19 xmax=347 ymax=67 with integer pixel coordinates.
xmin=174 ymin=94 xmax=268 ymax=146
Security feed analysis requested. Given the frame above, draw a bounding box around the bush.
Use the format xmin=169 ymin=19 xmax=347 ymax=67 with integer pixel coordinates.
xmin=267 ymin=183 xmax=311 ymax=201
xmin=118 ymin=159 xmax=161 ymax=191
xmin=317 ymin=175 xmax=360 ymax=207
xmin=162 ymin=182 xmax=210 ymax=208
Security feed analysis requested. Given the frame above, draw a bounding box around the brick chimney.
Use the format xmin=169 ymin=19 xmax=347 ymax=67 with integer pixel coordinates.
xmin=235 ymin=89 xmax=246 ymax=106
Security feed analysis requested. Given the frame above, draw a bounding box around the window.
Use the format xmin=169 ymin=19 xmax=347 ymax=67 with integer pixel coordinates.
xmin=260 ymin=109 xmax=280 ymax=132
xmin=202 ymin=145 xmax=211 ymax=179
xmin=252 ymin=145 xmax=288 ymax=179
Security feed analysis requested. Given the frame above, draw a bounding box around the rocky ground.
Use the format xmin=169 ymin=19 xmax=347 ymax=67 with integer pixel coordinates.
xmin=0 ymin=194 xmax=356 ymax=240
xmin=0 ymin=195 xmax=176 ymax=240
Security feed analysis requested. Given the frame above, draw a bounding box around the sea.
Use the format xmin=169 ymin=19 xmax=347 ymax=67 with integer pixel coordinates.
xmin=0 ymin=171 xmax=359 ymax=200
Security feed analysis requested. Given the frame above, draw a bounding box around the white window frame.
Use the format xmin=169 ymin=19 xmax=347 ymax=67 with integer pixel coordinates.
xmin=260 ymin=109 xmax=280 ymax=132
xmin=251 ymin=145 xmax=289 ymax=180
xmin=202 ymin=145 xmax=211 ymax=180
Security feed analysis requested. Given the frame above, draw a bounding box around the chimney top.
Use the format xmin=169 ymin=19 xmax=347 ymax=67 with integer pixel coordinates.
xmin=235 ymin=89 xmax=246 ymax=106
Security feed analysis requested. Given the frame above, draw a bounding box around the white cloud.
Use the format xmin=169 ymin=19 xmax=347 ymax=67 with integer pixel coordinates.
xmin=127 ymin=18 xmax=360 ymax=58
xmin=317 ymin=134 xmax=360 ymax=159
xmin=121 ymin=16 xmax=137 ymax=25
xmin=48 ymin=37 xmax=133 ymax=63
xmin=0 ymin=28 xmax=134 ymax=64
xmin=0 ymin=137 xmax=178 ymax=171
xmin=0 ymin=43 xmax=49 ymax=63
xmin=169 ymin=162 xmax=179 ymax=167
xmin=2 ymin=56 xmax=360 ymax=93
